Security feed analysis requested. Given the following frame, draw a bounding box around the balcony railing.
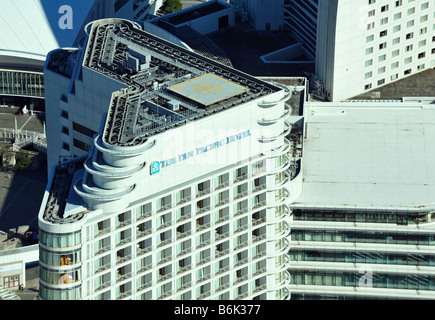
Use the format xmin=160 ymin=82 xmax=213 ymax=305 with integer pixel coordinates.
xmin=177 ymin=196 xmax=191 ymax=205
xmin=196 ymin=205 xmax=211 ymax=214
xmin=157 ymin=221 xmax=173 ymax=230
xmin=235 ymin=207 xmax=249 ymax=216
xmin=177 ymin=213 xmax=191 ymax=222
xmin=177 ymin=247 xmax=192 ymax=257
xmin=177 ymin=230 xmax=191 ymax=240
xmin=137 ymin=246 xmax=152 ymax=256
xmin=235 ymin=291 xmax=249 ymax=300
xmin=253 ymin=283 xmax=267 ymax=293
xmin=253 ymin=184 xmax=266 ymax=193
xmin=157 ymin=238 xmax=172 ymax=247
xmin=234 ymin=257 xmax=249 ymax=267
xmin=216 ymin=282 xmax=230 ymax=292
xmin=158 ymin=290 xmax=172 ymax=300
xmin=96 ymin=263 xmax=111 ymax=274
xmin=158 ymin=273 xmax=173 ymax=283
xmin=137 ymin=211 xmax=152 ymax=221
xmin=253 ymin=216 xmax=266 ymax=226
xmin=177 ymin=281 xmax=192 ymax=292
xmin=198 ymin=290 xmax=211 ymax=300
xmin=116 ymin=219 xmax=131 ymax=229
xmin=215 ymin=248 xmax=230 ymax=258
xmin=116 ymin=254 xmax=131 ymax=265
xmin=137 ymin=229 xmax=152 ymax=239
xmin=196 ymin=238 xmax=211 ymax=248
xmin=196 ymin=256 xmax=211 ymax=266
xmin=158 ymin=255 xmax=173 ymax=265
xmin=177 ymin=265 xmax=192 ymax=275
xmin=117 ymin=271 xmax=132 ymax=283
xmin=96 ymin=280 xmax=112 ymax=292
xmin=215 ymin=231 xmax=230 ymax=241
xmin=215 ymin=181 xmax=230 ymax=190
xmin=196 ymin=222 xmax=211 ymax=231
xmin=253 ymin=201 xmax=266 ymax=209
xmin=234 ymin=274 xmax=249 ymax=284
xmin=215 ymin=198 xmax=230 ymax=208
xmin=234 ymin=173 xmax=248 ymax=183
xmin=234 ymin=190 xmax=249 ymax=200
xmin=157 ymin=204 xmax=172 ymax=213
xmin=253 ymin=234 xmax=267 ymax=243
xmin=215 ymin=215 xmax=229 ymax=224
xmin=95 ymin=244 xmax=112 ymax=256
xmin=196 ymin=189 xmax=211 ymax=197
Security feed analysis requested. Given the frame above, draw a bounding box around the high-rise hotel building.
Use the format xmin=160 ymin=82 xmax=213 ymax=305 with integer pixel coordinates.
xmin=38 ymin=18 xmax=305 ymax=300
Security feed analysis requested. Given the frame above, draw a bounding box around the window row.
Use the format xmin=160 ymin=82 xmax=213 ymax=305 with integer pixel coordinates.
xmin=290 ymin=250 xmax=435 ymax=266
xmin=291 ymin=229 xmax=435 ymax=245
xmin=291 ymin=270 xmax=435 ymax=290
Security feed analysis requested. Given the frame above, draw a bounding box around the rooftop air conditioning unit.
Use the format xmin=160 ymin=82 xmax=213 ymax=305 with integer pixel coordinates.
xmin=168 ymin=100 xmax=180 ymax=111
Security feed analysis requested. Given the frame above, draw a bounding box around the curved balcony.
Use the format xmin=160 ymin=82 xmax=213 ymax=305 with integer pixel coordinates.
xmin=73 ymin=173 xmax=135 ymax=212
xmin=269 ymin=269 xmax=291 ymax=292
xmin=261 ymin=137 xmax=291 ymax=159
xmin=268 ymin=154 xmax=291 ymax=175
xmin=257 ymin=83 xmax=292 ymax=107
xmin=257 ymin=103 xmax=292 ymax=125
xmin=94 ymin=135 xmax=155 ymax=167
xmin=273 ymin=170 xmax=291 ymax=189
xmin=275 ymin=253 xmax=291 ymax=273
xmin=274 ymin=237 xmax=291 ymax=256
xmin=84 ymin=151 xmax=146 ymax=189
xmin=257 ymin=120 xmax=292 ymax=143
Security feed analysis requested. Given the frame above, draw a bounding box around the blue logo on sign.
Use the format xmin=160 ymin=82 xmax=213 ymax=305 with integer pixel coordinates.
xmin=151 ymin=161 xmax=160 ymax=175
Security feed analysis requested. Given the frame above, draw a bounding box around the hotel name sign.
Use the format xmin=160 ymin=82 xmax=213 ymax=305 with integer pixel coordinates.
xmin=151 ymin=130 xmax=251 ymax=175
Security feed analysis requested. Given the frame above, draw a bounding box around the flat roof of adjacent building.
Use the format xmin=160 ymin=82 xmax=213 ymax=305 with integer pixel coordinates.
xmin=293 ymin=101 xmax=435 ymax=212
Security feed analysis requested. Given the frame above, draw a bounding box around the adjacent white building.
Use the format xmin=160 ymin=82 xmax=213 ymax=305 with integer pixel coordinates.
xmin=316 ymin=0 xmax=435 ymax=101
xmin=231 ymin=0 xmax=435 ymax=101
xmin=38 ymin=18 xmax=303 ymax=300
xmin=289 ymin=98 xmax=435 ymax=299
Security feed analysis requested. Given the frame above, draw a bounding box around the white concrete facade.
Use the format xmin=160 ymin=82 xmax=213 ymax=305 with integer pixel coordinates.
xmin=232 ymin=0 xmax=435 ymax=101
xmin=288 ymin=99 xmax=435 ymax=300
xmin=316 ymin=0 xmax=435 ymax=101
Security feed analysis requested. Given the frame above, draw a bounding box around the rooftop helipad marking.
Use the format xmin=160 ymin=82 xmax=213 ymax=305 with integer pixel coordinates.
xmin=169 ymin=73 xmax=248 ymax=106
xmin=194 ymin=83 xmax=222 ymax=94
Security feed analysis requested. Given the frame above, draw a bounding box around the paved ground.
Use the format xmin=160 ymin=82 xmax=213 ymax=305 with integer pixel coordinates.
xmin=352 ymin=68 xmax=435 ymax=100
xmin=15 ymin=265 xmax=40 ymax=300
xmin=0 ymin=107 xmax=45 ymax=133
xmin=207 ymin=20 xmax=315 ymax=77
xmin=0 ymin=107 xmax=47 ymax=232
xmin=0 ymin=168 xmax=47 ymax=232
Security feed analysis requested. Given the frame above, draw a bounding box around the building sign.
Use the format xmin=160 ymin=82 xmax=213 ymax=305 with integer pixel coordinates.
xmin=150 ymin=161 xmax=160 ymax=175
xmin=150 ymin=129 xmax=251 ymax=175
